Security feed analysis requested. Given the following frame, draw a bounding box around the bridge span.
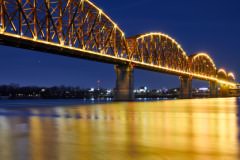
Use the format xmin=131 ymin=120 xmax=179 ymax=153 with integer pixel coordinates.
xmin=0 ymin=0 xmax=238 ymax=101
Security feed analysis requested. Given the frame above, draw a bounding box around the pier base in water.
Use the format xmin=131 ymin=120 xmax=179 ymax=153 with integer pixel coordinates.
xmin=114 ymin=65 xmax=134 ymax=101
xmin=209 ymin=81 xmax=218 ymax=97
xmin=219 ymin=84 xmax=229 ymax=97
xmin=179 ymin=76 xmax=192 ymax=99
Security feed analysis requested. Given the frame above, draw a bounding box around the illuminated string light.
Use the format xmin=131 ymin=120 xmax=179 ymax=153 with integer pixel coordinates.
xmin=99 ymin=9 xmax=102 ymax=15
xmin=136 ymin=32 xmax=188 ymax=58
xmin=218 ymin=68 xmax=227 ymax=77
xmin=228 ymin=72 xmax=235 ymax=80
xmin=86 ymin=0 xmax=125 ymax=37
xmin=191 ymin=53 xmax=216 ymax=69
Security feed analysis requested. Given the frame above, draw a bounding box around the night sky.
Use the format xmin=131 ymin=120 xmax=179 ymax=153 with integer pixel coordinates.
xmin=0 ymin=0 xmax=239 ymax=89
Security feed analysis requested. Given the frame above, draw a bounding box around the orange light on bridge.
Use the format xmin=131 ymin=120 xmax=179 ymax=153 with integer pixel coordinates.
xmin=228 ymin=72 xmax=235 ymax=80
xmin=218 ymin=68 xmax=227 ymax=76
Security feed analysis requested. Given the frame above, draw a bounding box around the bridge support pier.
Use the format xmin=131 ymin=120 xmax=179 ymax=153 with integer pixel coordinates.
xmin=209 ymin=81 xmax=218 ymax=97
xmin=219 ymin=84 xmax=229 ymax=97
xmin=114 ymin=65 xmax=134 ymax=101
xmin=179 ymin=76 xmax=192 ymax=99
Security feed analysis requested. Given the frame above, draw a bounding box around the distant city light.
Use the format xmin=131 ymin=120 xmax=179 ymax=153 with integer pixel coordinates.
xmin=199 ymin=87 xmax=209 ymax=91
xmin=106 ymin=89 xmax=112 ymax=95
xmin=89 ymin=88 xmax=95 ymax=92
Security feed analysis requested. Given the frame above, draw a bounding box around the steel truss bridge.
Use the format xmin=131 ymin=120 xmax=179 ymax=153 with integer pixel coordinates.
xmin=0 ymin=0 xmax=238 ymax=100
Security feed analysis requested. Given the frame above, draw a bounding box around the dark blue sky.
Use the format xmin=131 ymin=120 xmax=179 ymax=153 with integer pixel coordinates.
xmin=0 ymin=0 xmax=239 ymax=89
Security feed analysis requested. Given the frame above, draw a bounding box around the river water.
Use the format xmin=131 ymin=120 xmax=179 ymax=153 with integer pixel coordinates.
xmin=0 ymin=98 xmax=239 ymax=160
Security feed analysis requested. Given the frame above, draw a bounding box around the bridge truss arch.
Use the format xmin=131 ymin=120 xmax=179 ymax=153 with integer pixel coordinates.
xmin=0 ymin=0 xmax=129 ymax=58
xmin=228 ymin=72 xmax=235 ymax=82
xmin=127 ymin=32 xmax=189 ymax=72
xmin=189 ymin=53 xmax=217 ymax=77
xmin=217 ymin=69 xmax=228 ymax=80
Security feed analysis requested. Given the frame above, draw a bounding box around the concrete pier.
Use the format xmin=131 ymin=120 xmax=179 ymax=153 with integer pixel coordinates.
xmin=219 ymin=84 xmax=229 ymax=97
xmin=114 ymin=65 xmax=134 ymax=101
xmin=179 ymin=76 xmax=192 ymax=99
xmin=209 ymin=81 xmax=218 ymax=97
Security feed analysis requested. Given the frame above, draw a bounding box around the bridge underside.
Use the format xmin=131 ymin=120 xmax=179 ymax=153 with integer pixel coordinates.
xmin=0 ymin=34 xmax=129 ymax=66
xmin=0 ymin=33 xmax=226 ymax=81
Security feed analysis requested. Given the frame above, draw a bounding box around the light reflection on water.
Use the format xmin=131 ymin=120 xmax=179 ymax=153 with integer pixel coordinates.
xmin=0 ymin=98 xmax=240 ymax=160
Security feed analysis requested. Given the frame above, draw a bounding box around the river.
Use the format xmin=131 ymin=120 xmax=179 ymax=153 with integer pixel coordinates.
xmin=0 ymin=98 xmax=239 ymax=160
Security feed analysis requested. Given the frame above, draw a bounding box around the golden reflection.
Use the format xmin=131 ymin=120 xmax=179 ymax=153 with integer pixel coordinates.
xmin=0 ymin=117 xmax=13 ymax=160
xmin=0 ymin=98 xmax=239 ymax=160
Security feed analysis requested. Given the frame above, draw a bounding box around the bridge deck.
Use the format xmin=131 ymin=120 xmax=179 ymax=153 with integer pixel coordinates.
xmin=0 ymin=32 xmax=235 ymax=87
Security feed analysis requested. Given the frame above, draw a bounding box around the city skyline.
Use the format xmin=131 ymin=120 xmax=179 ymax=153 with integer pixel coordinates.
xmin=0 ymin=0 xmax=239 ymax=88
